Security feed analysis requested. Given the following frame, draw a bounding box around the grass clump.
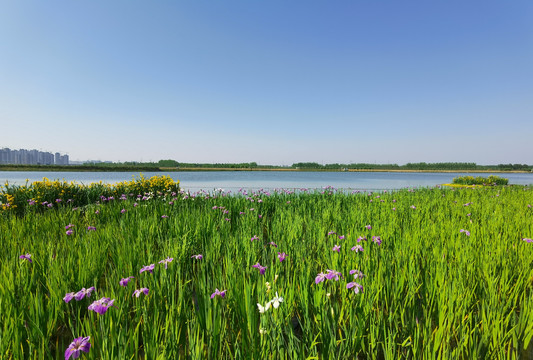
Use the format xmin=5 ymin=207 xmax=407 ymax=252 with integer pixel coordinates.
xmin=452 ymin=175 xmax=509 ymax=186
xmin=0 ymin=174 xmax=180 ymax=215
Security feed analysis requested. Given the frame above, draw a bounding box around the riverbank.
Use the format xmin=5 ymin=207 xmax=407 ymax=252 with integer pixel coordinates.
xmin=1 ymin=165 xmax=531 ymax=173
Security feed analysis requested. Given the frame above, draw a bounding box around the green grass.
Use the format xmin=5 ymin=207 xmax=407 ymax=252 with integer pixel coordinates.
xmin=1 ymin=182 xmax=533 ymax=359
xmin=452 ymin=175 xmax=509 ymax=186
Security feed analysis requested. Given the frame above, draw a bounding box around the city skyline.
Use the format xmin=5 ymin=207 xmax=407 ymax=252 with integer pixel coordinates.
xmin=0 ymin=147 xmax=69 ymax=165
xmin=1 ymin=1 xmax=532 ymax=165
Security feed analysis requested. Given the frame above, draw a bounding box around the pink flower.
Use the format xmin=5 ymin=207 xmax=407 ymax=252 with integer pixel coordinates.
xmin=88 ymin=297 xmax=115 ymax=315
xmin=65 ymin=336 xmax=91 ymax=360
xmin=119 ymin=276 xmax=134 ymax=287
xmin=252 ymin=262 xmax=267 ymax=275
xmin=63 ymin=292 xmax=75 ymax=303
xmin=74 ymin=287 xmax=95 ymax=301
xmin=158 ymin=257 xmax=174 ymax=269
xmin=460 ymin=229 xmax=471 ymax=236
xmin=140 ymin=264 xmax=155 ymax=274
xmin=346 ymin=282 xmax=364 ymax=294
xmin=211 ymin=288 xmax=227 ymax=299
xmin=351 ymin=245 xmax=364 ymax=252
xmin=133 ymin=288 xmax=149 ymax=297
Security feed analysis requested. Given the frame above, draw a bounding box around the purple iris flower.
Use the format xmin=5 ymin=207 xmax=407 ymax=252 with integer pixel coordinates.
xmin=460 ymin=229 xmax=471 ymax=236
xmin=19 ymin=254 xmax=32 ymax=263
xmin=252 ymin=262 xmax=267 ymax=275
xmin=87 ymin=226 xmax=96 ymax=231
xmin=325 ymin=269 xmax=343 ymax=281
xmin=121 ymin=209 xmax=126 ymax=214
xmin=211 ymin=288 xmax=227 ymax=299
xmin=328 ymin=231 xmax=336 ymax=236
xmin=357 ymin=236 xmax=367 ymax=242
xmin=522 ymin=238 xmax=533 ymax=243
xmin=65 ymin=224 xmax=74 ymax=230
xmin=315 ymin=272 xmax=328 ymax=284
xmin=349 ymin=269 xmax=365 ymax=279
xmin=140 ymin=264 xmax=155 ymax=274
xmin=133 ymin=288 xmax=149 ymax=297
xmin=332 ymin=245 xmax=341 ymax=252
xmin=161 ymin=215 xmax=168 ymax=219
xmin=268 ymin=242 xmax=278 ymax=247
xmin=251 ymin=235 xmax=259 ymax=242
xmin=351 ymin=245 xmax=364 ymax=252
xmin=191 ymin=254 xmax=203 ymax=260
xmin=65 ymin=336 xmax=91 ymax=360
xmin=158 ymin=257 xmax=174 ymax=269
xmin=346 ymin=282 xmax=364 ymax=294
xmin=88 ymin=297 xmax=115 ymax=315
xmin=365 ymin=225 xmax=372 ymax=230
xmin=66 ymin=229 xmax=74 ymax=236
xmin=119 ymin=276 xmax=134 ymax=287
xmin=372 ymin=236 xmax=382 ymax=245
xmin=277 ymin=252 xmax=286 ymax=262
xmin=63 ymin=292 xmax=75 ymax=303
xmin=410 ymin=205 xmax=416 ymax=209
xmin=74 ymin=287 xmax=95 ymax=301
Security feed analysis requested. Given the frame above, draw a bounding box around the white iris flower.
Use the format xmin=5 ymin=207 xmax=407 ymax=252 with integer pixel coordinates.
xmin=271 ymin=292 xmax=283 ymax=309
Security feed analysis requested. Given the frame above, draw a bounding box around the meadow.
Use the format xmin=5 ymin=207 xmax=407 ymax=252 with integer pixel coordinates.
xmin=1 ymin=176 xmax=533 ymax=359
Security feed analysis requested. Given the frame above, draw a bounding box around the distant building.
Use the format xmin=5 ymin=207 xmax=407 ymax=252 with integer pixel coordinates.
xmin=0 ymin=148 xmax=69 ymax=165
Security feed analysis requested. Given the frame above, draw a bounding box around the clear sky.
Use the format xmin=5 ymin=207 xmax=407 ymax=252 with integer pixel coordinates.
xmin=1 ymin=1 xmax=532 ymax=165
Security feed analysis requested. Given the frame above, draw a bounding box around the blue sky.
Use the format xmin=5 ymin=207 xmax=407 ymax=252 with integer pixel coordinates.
xmin=1 ymin=1 xmax=532 ymax=165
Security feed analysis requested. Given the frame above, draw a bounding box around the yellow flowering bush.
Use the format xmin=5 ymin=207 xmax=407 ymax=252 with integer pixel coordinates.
xmin=0 ymin=175 xmax=180 ymax=215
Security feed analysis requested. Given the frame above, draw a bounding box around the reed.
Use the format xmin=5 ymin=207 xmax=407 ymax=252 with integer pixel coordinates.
xmin=1 ymin=179 xmax=532 ymax=359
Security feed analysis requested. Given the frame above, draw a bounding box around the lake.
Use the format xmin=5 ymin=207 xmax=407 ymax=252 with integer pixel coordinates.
xmin=2 ymin=171 xmax=532 ymax=192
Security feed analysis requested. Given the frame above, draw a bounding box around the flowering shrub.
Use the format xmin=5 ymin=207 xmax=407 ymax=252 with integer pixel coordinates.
xmin=452 ymin=175 xmax=508 ymax=186
xmin=0 ymin=175 xmax=180 ymax=215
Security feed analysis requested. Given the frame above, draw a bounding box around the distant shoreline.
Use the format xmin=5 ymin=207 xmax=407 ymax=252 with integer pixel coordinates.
xmin=0 ymin=165 xmax=531 ymax=174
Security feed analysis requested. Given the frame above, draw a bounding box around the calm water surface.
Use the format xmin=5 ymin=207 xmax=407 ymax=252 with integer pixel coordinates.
xmin=2 ymin=171 xmax=532 ymax=192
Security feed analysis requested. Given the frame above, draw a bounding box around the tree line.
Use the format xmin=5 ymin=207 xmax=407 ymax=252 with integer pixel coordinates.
xmin=1 ymin=161 xmax=531 ymax=172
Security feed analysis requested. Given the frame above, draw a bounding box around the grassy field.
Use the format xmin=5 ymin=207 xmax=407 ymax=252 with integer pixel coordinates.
xmin=1 ymin=178 xmax=533 ymax=359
